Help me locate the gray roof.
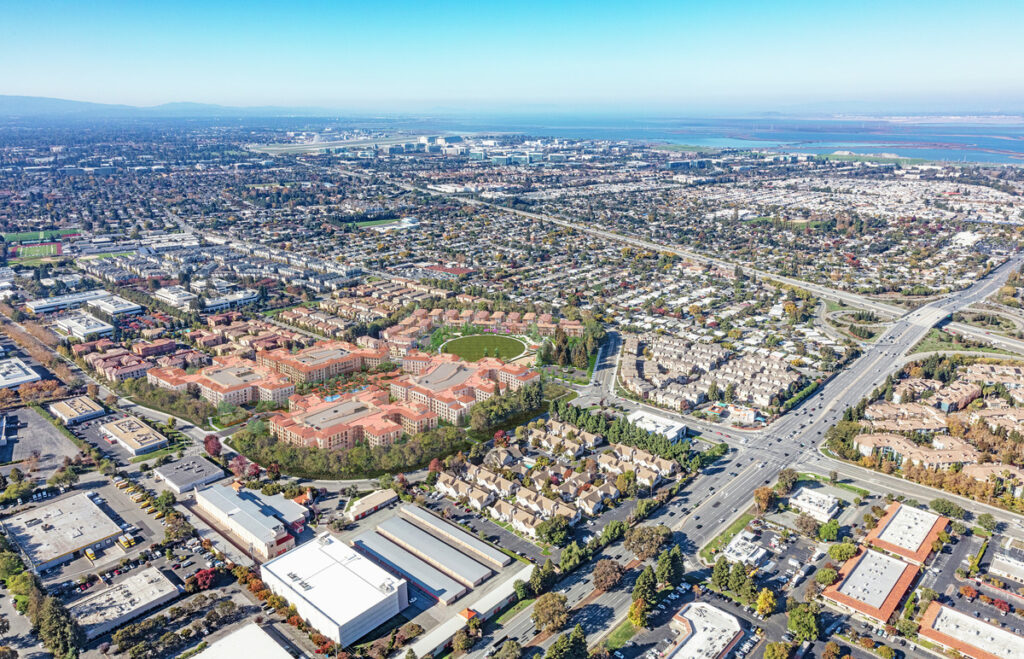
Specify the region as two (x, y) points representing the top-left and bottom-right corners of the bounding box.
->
(154, 457), (224, 491)
(377, 517), (491, 586)
(351, 531), (466, 605)
(399, 505), (511, 569)
(196, 484), (285, 544)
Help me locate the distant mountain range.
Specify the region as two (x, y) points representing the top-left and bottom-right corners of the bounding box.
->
(0, 95), (335, 118)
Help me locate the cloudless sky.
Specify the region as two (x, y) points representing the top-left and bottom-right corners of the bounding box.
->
(2, 0), (1023, 112)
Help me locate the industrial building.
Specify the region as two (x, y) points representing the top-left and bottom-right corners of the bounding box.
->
(823, 548), (918, 623)
(100, 416), (168, 456)
(4, 493), (123, 572)
(0, 356), (41, 389)
(154, 456), (225, 494)
(376, 516), (492, 587)
(918, 600), (1024, 659)
(194, 484), (305, 561)
(70, 567), (179, 639)
(351, 530), (467, 605)
(86, 294), (142, 317)
(346, 488), (398, 521)
(668, 603), (743, 659)
(262, 534), (408, 646)
(52, 312), (114, 341)
(398, 505), (511, 570)
(25, 289), (112, 314)
(865, 502), (949, 564)
(49, 395), (106, 425)
(198, 623), (294, 659)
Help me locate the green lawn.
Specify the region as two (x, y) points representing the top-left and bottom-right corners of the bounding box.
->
(910, 328), (1017, 356)
(496, 598), (534, 625)
(355, 218), (401, 227)
(699, 512), (755, 564)
(2, 229), (76, 242)
(442, 334), (526, 362)
(604, 619), (637, 650)
(796, 473), (869, 498)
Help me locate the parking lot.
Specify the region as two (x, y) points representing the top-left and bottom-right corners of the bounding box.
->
(0, 406), (80, 479)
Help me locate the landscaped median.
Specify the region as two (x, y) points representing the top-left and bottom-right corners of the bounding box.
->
(698, 512), (755, 564)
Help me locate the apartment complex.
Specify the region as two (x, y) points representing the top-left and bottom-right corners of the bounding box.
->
(270, 386), (437, 450)
(389, 353), (539, 424)
(148, 355), (295, 406)
(256, 340), (388, 384)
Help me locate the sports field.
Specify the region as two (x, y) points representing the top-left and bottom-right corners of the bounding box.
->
(14, 243), (59, 258)
(441, 335), (526, 362)
(2, 229), (76, 243)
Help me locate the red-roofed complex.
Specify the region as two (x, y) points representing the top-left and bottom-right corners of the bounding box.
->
(918, 601), (1024, 659)
(269, 386), (437, 450)
(148, 356), (295, 406)
(864, 502), (949, 564)
(256, 341), (388, 384)
(822, 548), (918, 623)
(389, 354), (540, 424)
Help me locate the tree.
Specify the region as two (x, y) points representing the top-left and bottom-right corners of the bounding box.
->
(228, 455), (250, 478)
(787, 604), (819, 643)
(544, 625), (586, 659)
(754, 487), (775, 513)
(0, 647), (17, 659)
(777, 468), (799, 494)
(452, 629), (473, 653)
(654, 550), (679, 587)
(929, 498), (965, 519)
(822, 641), (841, 659)
(755, 588), (777, 617)
(960, 585), (978, 600)
(628, 598), (649, 628)
(530, 559), (556, 596)
(795, 514), (819, 537)
(711, 556), (731, 590)
(203, 434), (222, 458)
(593, 559), (623, 591)
(876, 646), (895, 659)
(495, 640), (522, 659)
(624, 525), (669, 561)
(728, 561), (748, 594)
(764, 642), (792, 659)
(978, 513), (998, 532)
(163, 512), (194, 543)
(633, 566), (656, 604)
(818, 519), (840, 542)
(533, 592), (569, 633)
(36, 596), (84, 658)
(537, 516), (571, 546)
(814, 568), (838, 587)
(0, 616), (8, 638)
(828, 541), (857, 562)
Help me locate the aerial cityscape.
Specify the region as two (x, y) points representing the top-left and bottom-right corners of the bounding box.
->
(1, 2), (1024, 659)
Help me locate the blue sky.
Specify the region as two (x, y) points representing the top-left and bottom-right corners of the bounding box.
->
(2, 0), (1022, 112)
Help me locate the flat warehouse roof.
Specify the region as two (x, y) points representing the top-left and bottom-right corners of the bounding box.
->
(377, 516), (491, 586)
(263, 534), (405, 627)
(876, 505), (941, 551)
(837, 550), (907, 609)
(398, 504), (511, 568)
(352, 531), (467, 605)
(70, 567), (178, 638)
(154, 456), (224, 490)
(5, 493), (122, 566)
(920, 601), (1024, 659)
(198, 623), (294, 659)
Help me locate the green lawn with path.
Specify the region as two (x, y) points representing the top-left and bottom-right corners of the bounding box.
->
(699, 512), (755, 563)
(442, 334), (526, 362)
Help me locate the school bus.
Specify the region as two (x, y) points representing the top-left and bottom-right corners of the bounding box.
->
(85, 548), (96, 561)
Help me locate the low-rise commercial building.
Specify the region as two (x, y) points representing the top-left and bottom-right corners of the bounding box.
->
(100, 417), (168, 456)
(919, 600), (1024, 659)
(4, 493), (123, 572)
(198, 623), (294, 659)
(0, 356), (41, 389)
(346, 489), (398, 521)
(86, 294), (142, 317)
(154, 456), (225, 494)
(70, 567), (179, 639)
(53, 311), (115, 341)
(823, 549), (918, 623)
(154, 285), (198, 309)
(789, 487), (840, 523)
(668, 602), (743, 659)
(626, 410), (687, 442)
(262, 534), (408, 646)
(26, 289), (112, 314)
(989, 535), (1024, 582)
(351, 530), (467, 605)
(865, 502), (949, 564)
(49, 395), (105, 425)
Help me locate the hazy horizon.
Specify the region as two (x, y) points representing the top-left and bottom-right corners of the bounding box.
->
(3, 1), (1023, 114)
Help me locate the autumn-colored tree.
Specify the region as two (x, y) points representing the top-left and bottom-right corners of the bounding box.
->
(754, 487), (775, 513)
